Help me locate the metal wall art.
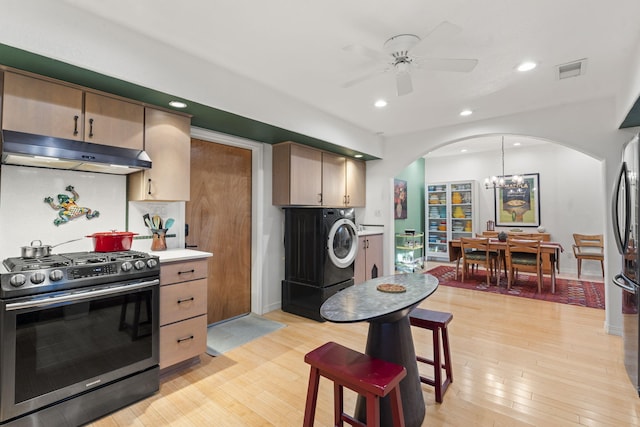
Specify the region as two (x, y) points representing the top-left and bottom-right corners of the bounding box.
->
(44, 185), (100, 226)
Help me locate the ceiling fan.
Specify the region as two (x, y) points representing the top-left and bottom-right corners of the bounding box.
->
(342, 21), (478, 96)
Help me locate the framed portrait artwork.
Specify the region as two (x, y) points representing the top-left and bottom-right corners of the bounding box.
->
(494, 173), (540, 227)
(394, 179), (407, 219)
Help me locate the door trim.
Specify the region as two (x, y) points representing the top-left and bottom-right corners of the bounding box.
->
(190, 126), (264, 315)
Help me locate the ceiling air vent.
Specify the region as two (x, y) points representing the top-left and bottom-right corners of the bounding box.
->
(557, 58), (587, 80)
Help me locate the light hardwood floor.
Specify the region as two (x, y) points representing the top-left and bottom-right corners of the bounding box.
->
(90, 268), (640, 426)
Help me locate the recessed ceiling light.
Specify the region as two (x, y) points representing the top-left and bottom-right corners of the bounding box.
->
(169, 100), (188, 108)
(460, 149), (468, 153)
(459, 109), (473, 116)
(354, 154), (363, 158)
(374, 99), (387, 108)
(517, 61), (537, 72)
(513, 142), (521, 146)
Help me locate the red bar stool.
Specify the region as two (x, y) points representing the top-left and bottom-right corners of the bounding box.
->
(409, 308), (453, 403)
(303, 341), (406, 427)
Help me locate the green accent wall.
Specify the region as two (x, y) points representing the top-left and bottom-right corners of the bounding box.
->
(394, 158), (425, 234)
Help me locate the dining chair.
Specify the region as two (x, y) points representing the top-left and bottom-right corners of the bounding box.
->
(460, 237), (498, 287)
(572, 233), (604, 278)
(505, 238), (543, 292)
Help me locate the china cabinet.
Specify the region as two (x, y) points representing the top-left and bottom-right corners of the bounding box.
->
(426, 180), (477, 260)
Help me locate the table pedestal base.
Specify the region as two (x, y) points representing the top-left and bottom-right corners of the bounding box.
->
(355, 316), (425, 427)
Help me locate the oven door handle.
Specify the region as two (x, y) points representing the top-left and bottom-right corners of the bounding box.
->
(5, 279), (160, 311)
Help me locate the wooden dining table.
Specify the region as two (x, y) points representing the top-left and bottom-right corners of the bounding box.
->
(448, 238), (564, 293)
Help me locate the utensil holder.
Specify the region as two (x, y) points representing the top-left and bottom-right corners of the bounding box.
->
(151, 229), (168, 251)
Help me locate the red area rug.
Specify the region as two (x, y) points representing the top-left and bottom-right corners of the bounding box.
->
(426, 265), (605, 309)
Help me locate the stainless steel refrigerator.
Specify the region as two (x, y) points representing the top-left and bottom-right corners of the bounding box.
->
(612, 133), (640, 395)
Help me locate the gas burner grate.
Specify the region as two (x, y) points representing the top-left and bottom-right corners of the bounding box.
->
(3, 256), (73, 272)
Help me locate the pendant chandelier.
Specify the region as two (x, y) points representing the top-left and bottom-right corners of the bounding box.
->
(484, 136), (526, 190)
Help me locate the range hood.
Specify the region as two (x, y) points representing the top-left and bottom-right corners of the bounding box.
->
(1, 130), (152, 175)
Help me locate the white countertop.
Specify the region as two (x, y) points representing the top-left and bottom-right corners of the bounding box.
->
(149, 249), (213, 263)
(358, 230), (384, 236)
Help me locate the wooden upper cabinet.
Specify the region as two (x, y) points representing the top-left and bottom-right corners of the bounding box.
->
(2, 71), (84, 140)
(322, 152), (347, 207)
(128, 108), (191, 201)
(346, 157), (366, 207)
(2, 71), (144, 150)
(272, 142), (322, 206)
(84, 92), (144, 150)
(272, 141), (366, 207)
(321, 153), (366, 207)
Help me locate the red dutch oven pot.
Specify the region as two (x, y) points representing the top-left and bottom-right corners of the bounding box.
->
(86, 231), (137, 252)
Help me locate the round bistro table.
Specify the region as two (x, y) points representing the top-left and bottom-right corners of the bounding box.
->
(320, 273), (439, 427)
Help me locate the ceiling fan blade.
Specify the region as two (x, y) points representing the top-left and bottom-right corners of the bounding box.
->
(342, 67), (391, 88)
(396, 71), (413, 96)
(417, 58), (478, 72)
(412, 21), (463, 55)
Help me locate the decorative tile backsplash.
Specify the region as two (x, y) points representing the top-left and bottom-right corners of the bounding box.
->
(0, 165), (126, 259)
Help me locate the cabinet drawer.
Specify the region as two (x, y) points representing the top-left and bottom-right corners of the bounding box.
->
(159, 315), (207, 369)
(160, 279), (207, 326)
(160, 259), (208, 285)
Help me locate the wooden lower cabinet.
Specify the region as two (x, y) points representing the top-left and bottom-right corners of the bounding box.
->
(160, 315), (207, 369)
(354, 234), (383, 285)
(159, 259), (208, 369)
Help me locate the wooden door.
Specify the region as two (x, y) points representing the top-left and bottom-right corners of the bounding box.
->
(84, 92), (144, 149)
(354, 236), (367, 284)
(3, 72), (84, 140)
(365, 234), (384, 280)
(289, 144), (322, 205)
(322, 152), (346, 207)
(186, 139), (252, 324)
(346, 158), (366, 207)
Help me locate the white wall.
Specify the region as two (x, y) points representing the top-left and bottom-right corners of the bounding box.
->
(362, 97), (634, 335)
(0, 1), (383, 159)
(0, 165), (126, 259)
(425, 142), (605, 276)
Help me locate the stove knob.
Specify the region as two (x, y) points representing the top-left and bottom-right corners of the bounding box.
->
(121, 261), (133, 272)
(9, 274), (26, 287)
(146, 258), (158, 269)
(134, 260), (146, 270)
(49, 269), (64, 282)
(30, 272), (46, 284)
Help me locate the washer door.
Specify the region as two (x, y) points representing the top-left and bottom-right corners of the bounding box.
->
(327, 218), (358, 268)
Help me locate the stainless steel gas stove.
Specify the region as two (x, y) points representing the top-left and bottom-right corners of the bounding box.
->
(0, 250), (160, 426)
(1, 250), (159, 298)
